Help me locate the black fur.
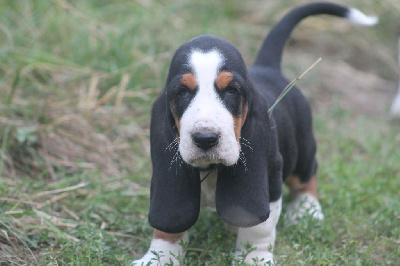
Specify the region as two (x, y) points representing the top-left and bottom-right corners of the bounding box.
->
(148, 2), (352, 233)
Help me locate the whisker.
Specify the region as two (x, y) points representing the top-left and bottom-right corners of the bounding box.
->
(169, 151), (182, 171)
(239, 150), (249, 171)
(240, 142), (253, 151)
(166, 138), (178, 152)
(239, 137), (254, 151)
(239, 137), (251, 145)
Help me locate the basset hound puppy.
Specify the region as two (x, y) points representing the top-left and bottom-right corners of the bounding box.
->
(134, 2), (377, 265)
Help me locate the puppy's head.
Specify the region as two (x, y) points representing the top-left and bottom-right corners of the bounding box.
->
(166, 35), (248, 169)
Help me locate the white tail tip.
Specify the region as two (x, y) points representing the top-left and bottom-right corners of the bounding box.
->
(347, 8), (379, 26)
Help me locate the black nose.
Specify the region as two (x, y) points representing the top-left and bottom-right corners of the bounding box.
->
(192, 132), (219, 150)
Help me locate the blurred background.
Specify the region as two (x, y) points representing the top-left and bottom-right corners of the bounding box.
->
(0, 0), (399, 264)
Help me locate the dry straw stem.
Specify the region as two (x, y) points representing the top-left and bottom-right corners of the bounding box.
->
(1, 182), (89, 212)
(111, 73), (131, 131)
(34, 182), (89, 198)
(268, 57), (323, 117)
(34, 209), (80, 242)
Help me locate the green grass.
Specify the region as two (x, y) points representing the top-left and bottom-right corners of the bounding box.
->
(1, 0), (399, 265)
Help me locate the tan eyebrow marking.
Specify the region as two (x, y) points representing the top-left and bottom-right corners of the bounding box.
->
(181, 72), (197, 90)
(216, 71), (233, 90)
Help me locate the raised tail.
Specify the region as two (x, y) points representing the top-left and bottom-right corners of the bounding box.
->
(253, 2), (378, 70)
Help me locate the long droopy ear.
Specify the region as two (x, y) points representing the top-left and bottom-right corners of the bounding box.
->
(216, 89), (273, 228)
(148, 93), (200, 233)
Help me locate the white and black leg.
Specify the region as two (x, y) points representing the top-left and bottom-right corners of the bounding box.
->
(132, 230), (188, 265)
(234, 198), (282, 265)
(284, 175), (324, 223)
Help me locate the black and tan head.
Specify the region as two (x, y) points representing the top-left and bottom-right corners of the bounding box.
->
(165, 35), (250, 170)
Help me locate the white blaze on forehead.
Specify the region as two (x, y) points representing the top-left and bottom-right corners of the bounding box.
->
(187, 49), (226, 114)
(187, 49), (225, 116)
(189, 50), (224, 87)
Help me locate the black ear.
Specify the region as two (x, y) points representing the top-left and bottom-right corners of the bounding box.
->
(148, 93), (200, 233)
(216, 90), (281, 227)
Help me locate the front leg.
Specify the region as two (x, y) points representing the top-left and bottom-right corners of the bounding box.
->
(133, 230), (188, 265)
(234, 198), (282, 265)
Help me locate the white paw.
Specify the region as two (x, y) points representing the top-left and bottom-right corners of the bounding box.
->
(285, 193), (324, 224)
(132, 235), (187, 266)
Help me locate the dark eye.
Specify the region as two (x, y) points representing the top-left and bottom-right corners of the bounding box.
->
(177, 88), (188, 97)
(225, 85), (238, 95)
(177, 86), (195, 99)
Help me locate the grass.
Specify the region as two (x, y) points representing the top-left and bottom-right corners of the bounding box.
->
(0, 0), (399, 265)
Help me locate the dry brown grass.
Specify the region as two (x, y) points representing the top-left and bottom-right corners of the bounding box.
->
(0, 73), (151, 180)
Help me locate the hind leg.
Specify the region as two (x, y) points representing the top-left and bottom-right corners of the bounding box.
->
(284, 174), (324, 223)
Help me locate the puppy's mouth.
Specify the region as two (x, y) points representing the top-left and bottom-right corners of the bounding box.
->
(194, 163), (219, 171)
(188, 155), (224, 169)
(187, 153), (237, 169)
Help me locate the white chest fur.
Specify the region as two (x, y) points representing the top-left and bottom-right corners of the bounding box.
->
(200, 170), (218, 208)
